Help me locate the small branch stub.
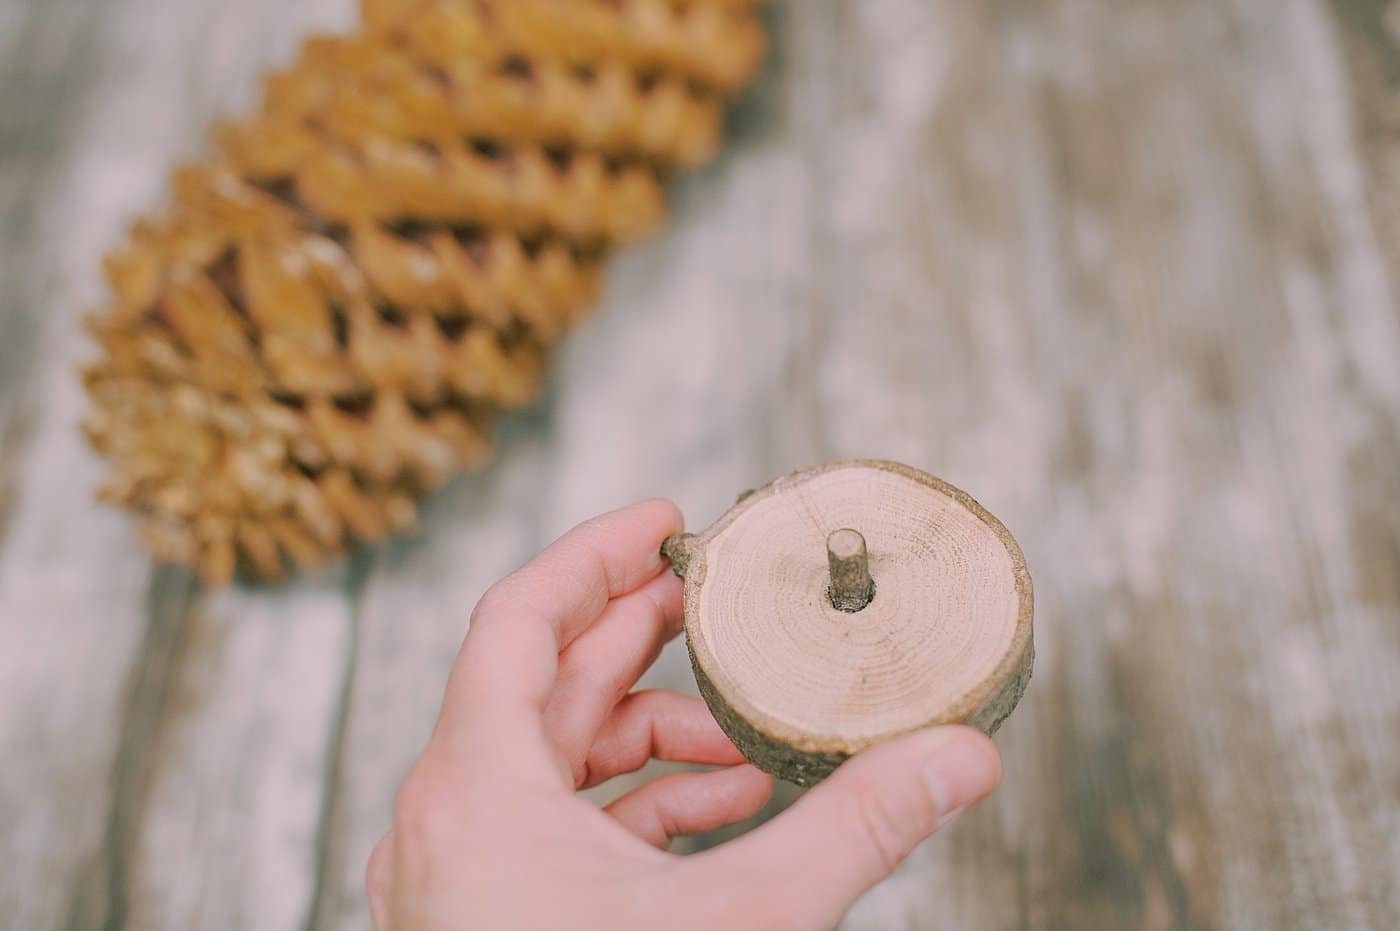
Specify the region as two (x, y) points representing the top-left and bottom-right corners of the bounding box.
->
(661, 533), (698, 578)
(827, 528), (875, 612)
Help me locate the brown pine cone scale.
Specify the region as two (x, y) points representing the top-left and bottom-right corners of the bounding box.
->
(83, 0), (765, 584)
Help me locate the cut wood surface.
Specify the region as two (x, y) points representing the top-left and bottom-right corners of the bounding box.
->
(668, 460), (1033, 785)
(2, 1), (1399, 929)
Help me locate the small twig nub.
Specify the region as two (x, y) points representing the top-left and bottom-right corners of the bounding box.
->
(661, 533), (698, 578)
(827, 528), (875, 612)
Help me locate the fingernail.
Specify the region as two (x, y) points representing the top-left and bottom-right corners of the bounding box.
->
(920, 729), (1001, 824)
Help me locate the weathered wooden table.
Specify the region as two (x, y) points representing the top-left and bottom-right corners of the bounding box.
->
(3, 1), (1398, 928)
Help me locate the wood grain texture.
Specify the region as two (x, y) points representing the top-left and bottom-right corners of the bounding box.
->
(1, 0), (1397, 929)
(670, 460), (1034, 785)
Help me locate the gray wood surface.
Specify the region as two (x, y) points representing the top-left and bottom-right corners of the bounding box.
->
(2, 1), (1398, 929)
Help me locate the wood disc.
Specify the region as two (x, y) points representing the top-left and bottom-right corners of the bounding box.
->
(664, 460), (1033, 785)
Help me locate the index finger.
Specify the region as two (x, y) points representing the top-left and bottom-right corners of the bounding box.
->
(437, 498), (684, 745)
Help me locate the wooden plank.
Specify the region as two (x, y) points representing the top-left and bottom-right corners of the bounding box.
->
(308, 5), (826, 923)
(76, 4), (367, 930)
(0, 0), (104, 560)
(0, 1), (360, 929)
(786, 0), (1399, 928)
(309, 1), (809, 923)
(120, 577), (360, 930)
(0, 2), (177, 927)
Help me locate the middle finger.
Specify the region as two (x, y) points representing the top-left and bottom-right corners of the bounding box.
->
(542, 571), (684, 782)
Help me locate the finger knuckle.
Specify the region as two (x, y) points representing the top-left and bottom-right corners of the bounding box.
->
(618, 688), (663, 714)
(470, 580), (514, 625)
(393, 764), (456, 847)
(849, 781), (915, 877)
(364, 837), (389, 896)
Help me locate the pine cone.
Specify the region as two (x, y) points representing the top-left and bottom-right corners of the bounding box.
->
(83, 0), (766, 584)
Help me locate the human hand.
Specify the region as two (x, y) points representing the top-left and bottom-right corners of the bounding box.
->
(366, 500), (1002, 930)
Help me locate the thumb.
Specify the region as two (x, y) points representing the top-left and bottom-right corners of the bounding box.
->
(699, 726), (1001, 928)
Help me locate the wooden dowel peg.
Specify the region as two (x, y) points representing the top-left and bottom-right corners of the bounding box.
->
(827, 528), (874, 612)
